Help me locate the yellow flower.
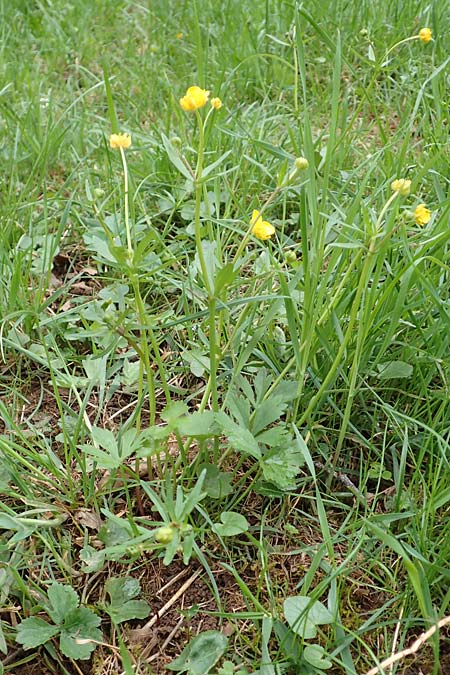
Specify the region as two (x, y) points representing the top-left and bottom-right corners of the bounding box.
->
(418, 28), (432, 44)
(414, 203), (431, 225)
(179, 86), (210, 112)
(109, 133), (132, 150)
(250, 210), (275, 241)
(211, 97), (222, 110)
(176, 32), (184, 39)
(391, 178), (411, 196)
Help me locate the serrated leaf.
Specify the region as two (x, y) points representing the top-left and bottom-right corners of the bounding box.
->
(215, 412), (261, 458)
(60, 607), (102, 660)
(91, 426), (118, 452)
(284, 596), (334, 639)
(260, 445), (304, 489)
(166, 630), (228, 674)
(46, 582), (79, 625)
(212, 512), (249, 537)
(161, 401), (189, 424)
(15, 617), (59, 649)
(252, 396), (287, 435)
(104, 577), (151, 623)
(176, 410), (218, 438)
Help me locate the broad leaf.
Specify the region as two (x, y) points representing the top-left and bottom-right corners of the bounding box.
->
(60, 607), (102, 660)
(46, 582), (79, 625)
(212, 512), (249, 537)
(167, 630), (228, 674)
(284, 596), (333, 639)
(303, 644), (332, 669)
(376, 360), (413, 380)
(104, 577), (151, 624)
(15, 617), (59, 649)
(176, 410), (218, 438)
(202, 464), (233, 499)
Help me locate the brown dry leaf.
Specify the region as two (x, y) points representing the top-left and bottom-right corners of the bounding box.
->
(73, 508), (103, 531)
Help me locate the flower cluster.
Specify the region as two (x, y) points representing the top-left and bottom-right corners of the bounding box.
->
(179, 86), (210, 112)
(392, 177), (432, 226)
(179, 85), (222, 112)
(391, 178), (411, 196)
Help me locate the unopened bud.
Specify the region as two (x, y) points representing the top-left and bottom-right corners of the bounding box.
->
(294, 157), (309, 171)
(155, 526), (175, 544)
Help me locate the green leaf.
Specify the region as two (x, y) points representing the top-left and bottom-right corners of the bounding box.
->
(182, 348), (210, 377)
(212, 512), (249, 537)
(0, 620), (7, 654)
(376, 360), (413, 380)
(214, 263), (238, 296)
(161, 133), (193, 181)
(215, 412), (261, 459)
(60, 607), (102, 660)
(303, 644), (332, 669)
(46, 582), (79, 625)
(284, 596), (333, 639)
(260, 445), (304, 489)
(104, 577), (151, 624)
(176, 410), (218, 438)
(166, 630), (228, 674)
(161, 401), (189, 424)
(252, 397), (288, 435)
(202, 149), (232, 179)
(15, 618), (59, 649)
(202, 464), (233, 499)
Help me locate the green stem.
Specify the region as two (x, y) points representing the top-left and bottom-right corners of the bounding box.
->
(119, 147), (133, 257)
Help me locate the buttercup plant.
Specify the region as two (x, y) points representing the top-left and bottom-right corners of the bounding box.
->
(107, 128), (170, 426)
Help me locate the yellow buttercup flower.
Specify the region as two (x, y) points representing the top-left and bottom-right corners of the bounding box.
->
(418, 28), (432, 44)
(250, 210), (275, 241)
(179, 86), (210, 112)
(414, 203), (431, 225)
(109, 133), (132, 150)
(211, 97), (222, 110)
(391, 178), (411, 196)
(176, 32), (184, 39)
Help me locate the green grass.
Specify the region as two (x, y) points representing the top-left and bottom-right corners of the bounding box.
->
(1, 0), (449, 674)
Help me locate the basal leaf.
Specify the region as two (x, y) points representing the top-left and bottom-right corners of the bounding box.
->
(15, 617), (59, 649)
(212, 512), (249, 537)
(46, 582), (79, 625)
(167, 630), (228, 674)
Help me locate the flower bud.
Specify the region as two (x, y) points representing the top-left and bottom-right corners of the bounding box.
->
(294, 156), (309, 171)
(391, 178), (411, 197)
(155, 526), (175, 544)
(285, 250), (297, 264)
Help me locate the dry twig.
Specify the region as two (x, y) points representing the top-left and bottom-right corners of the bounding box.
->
(364, 615), (450, 675)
